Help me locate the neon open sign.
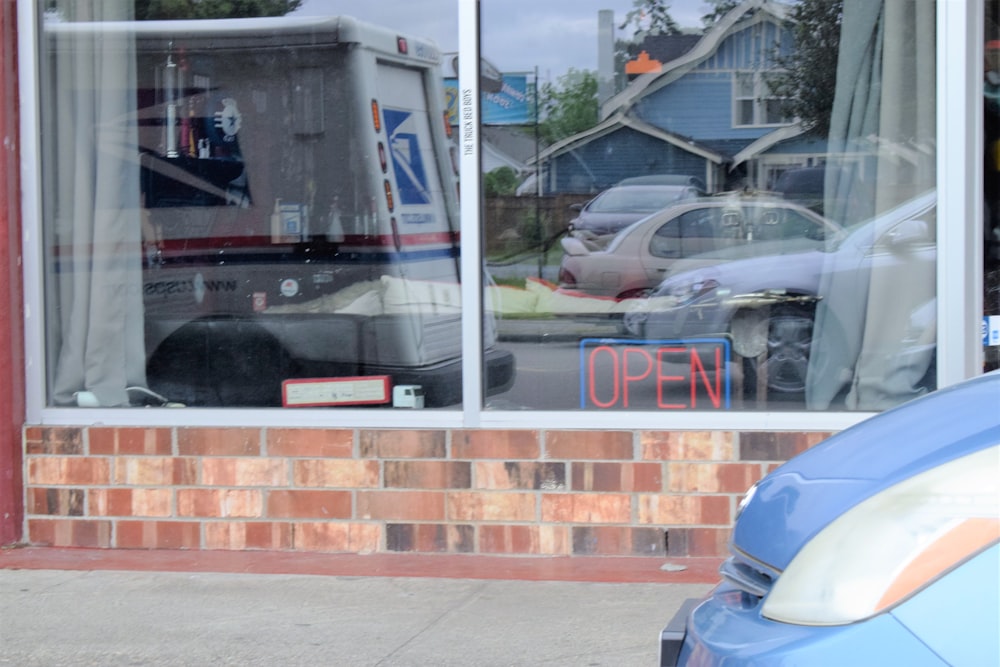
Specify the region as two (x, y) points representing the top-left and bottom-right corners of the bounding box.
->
(579, 338), (732, 410)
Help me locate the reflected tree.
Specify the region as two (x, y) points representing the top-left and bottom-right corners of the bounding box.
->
(134, 0), (302, 19)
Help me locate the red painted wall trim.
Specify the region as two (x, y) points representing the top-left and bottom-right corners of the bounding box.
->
(0, 0), (25, 546)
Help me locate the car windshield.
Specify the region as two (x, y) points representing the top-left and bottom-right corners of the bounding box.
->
(587, 185), (687, 213)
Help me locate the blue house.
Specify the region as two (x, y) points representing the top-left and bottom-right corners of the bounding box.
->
(534, 0), (824, 195)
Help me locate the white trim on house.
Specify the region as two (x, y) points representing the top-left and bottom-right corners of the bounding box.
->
(531, 112), (727, 165)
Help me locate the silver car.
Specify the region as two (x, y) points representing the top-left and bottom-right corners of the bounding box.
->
(559, 196), (840, 301)
(628, 191), (937, 398)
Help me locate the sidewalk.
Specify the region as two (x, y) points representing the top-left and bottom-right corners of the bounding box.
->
(0, 548), (718, 666)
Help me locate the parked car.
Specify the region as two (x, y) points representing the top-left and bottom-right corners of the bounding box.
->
(660, 369), (1000, 667)
(567, 175), (707, 239)
(773, 166), (827, 214)
(558, 196), (841, 302)
(625, 191), (936, 395)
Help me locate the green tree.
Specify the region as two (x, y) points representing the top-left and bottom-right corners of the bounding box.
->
(483, 167), (520, 197)
(135, 0), (302, 19)
(700, 0), (740, 29)
(619, 0), (681, 40)
(538, 69), (599, 144)
(766, 0), (843, 136)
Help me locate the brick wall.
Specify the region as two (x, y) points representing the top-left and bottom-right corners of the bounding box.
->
(21, 426), (831, 557)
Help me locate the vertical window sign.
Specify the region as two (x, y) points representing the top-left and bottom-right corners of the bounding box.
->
(382, 108), (431, 205)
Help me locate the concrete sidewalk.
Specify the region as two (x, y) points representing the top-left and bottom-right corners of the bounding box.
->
(0, 549), (717, 666)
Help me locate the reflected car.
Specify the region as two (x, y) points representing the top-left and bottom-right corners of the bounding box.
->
(660, 369), (1000, 667)
(626, 191), (937, 395)
(567, 175), (707, 239)
(558, 196), (841, 301)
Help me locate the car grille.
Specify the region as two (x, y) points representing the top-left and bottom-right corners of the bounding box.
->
(719, 551), (777, 599)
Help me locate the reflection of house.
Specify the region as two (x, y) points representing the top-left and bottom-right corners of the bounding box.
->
(535, 0), (825, 195)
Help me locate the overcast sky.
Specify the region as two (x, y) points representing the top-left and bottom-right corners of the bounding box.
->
(293, 0), (712, 83)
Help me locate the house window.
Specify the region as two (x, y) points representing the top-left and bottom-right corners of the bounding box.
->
(734, 71), (789, 127)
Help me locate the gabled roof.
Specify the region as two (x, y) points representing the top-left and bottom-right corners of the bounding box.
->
(530, 111), (726, 165)
(730, 122), (807, 169)
(601, 0), (791, 120)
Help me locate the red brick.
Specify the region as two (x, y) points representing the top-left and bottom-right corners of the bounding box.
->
(473, 461), (565, 490)
(116, 520), (201, 549)
(28, 519), (112, 548)
(28, 457), (110, 486)
(26, 488), (84, 516)
(637, 494), (731, 526)
(739, 432), (832, 461)
(387, 523), (474, 553)
(541, 493), (631, 523)
(89, 428), (172, 456)
(571, 462), (662, 492)
(452, 430), (540, 459)
(666, 527), (730, 557)
(177, 428), (261, 456)
(202, 458), (287, 487)
(178, 489), (263, 518)
(360, 430), (445, 458)
(641, 431), (734, 461)
(25, 428), (83, 455)
(91, 488), (172, 517)
(479, 525), (542, 554)
(666, 463), (762, 493)
(357, 491), (445, 521)
(295, 522), (381, 553)
(447, 491), (536, 522)
(268, 490), (351, 519)
(385, 461), (470, 489)
(115, 457), (196, 486)
(89, 488), (134, 516)
(293, 459), (379, 488)
(545, 431), (633, 460)
(205, 522), (294, 550)
(267, 429), (354, 458)
(572, 526), (666, 556)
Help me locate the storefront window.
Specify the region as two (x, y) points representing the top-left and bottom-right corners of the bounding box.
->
(481, 0), (938, 412)
(36, 1), (512, 409)
(986, 0), (1000, 373)
(26, 0), (986, 420)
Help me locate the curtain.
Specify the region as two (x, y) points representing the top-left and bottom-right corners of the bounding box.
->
(46, 1), (148, 406)
(807, 0), (936, 410)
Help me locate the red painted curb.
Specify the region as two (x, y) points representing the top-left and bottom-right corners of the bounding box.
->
(1, 546), (722, 584)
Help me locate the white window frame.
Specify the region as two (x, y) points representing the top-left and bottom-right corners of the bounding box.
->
(732, 70), (790, 128)
(17, 0), (983, 432)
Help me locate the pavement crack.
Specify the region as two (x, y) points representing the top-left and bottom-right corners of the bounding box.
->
(373, 581), (489, 666)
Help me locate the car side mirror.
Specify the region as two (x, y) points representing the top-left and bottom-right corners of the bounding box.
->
(885, 218), (931, 250)
(569, 202), (584, 212)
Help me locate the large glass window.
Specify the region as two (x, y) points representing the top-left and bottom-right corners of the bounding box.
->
(481, 0), (938, 412)
(24, 0), (986, 421)
(36, 0), (513, 410)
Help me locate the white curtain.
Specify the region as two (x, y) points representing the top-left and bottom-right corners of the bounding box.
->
(46, 1), (147, 406)
(807, 0), (937, 410)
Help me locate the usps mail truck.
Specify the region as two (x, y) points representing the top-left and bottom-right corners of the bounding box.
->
(44, 15), (514, 407)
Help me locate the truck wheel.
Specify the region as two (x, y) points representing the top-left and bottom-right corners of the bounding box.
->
(744, 304), (815, 396)
(147, 318), (291, 407)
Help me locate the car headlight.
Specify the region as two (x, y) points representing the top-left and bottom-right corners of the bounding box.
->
(663, 277), (721, 305)
(761, 445), (1000, 626)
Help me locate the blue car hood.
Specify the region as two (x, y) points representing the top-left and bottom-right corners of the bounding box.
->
(733, 372), (1000, 571)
